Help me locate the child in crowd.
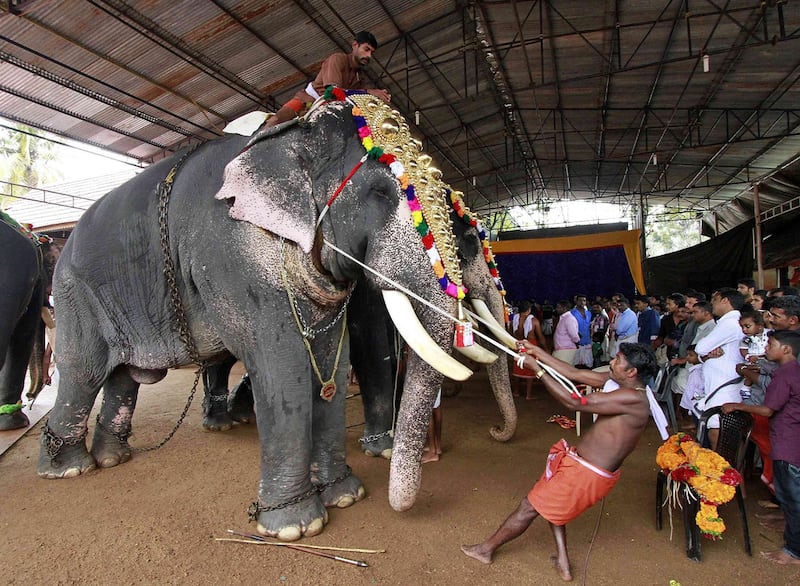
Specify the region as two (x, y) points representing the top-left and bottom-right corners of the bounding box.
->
(679, 345), (704, 427)
(738, 310), (770, 401)
(723, 330), (800, 565)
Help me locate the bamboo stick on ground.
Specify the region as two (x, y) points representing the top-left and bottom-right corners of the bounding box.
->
(218, 530), (386, 553)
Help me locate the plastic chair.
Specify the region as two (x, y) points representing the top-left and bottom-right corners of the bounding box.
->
(651, 363), (679, 433)
(655, 406), (753, 561)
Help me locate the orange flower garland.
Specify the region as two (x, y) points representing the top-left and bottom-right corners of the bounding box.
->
(656, 433), (742, 539)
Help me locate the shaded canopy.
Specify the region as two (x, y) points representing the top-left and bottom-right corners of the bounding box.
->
(1, 1), (799, 235)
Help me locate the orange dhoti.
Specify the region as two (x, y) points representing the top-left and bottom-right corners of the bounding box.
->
(527, 439), (620, 526)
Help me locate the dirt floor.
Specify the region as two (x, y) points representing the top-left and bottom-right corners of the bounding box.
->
(1, 362), (798, 585)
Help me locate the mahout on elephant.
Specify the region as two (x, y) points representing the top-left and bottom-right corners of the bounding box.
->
(38, 92), (486, 540)
(0, 216), (60, 431)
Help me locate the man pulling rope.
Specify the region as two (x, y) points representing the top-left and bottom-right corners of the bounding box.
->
(462, 341), (659, 582)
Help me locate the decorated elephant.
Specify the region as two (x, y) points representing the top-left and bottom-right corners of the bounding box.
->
(352, 202), (519, 461)
(0, 216), (60, 431)
(38, 92), (479, 540)
(199, 201), (518, 460)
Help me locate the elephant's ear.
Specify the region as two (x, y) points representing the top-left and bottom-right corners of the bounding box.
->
(214, 142), (317, 253)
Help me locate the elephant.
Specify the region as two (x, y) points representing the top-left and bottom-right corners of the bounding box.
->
(37, 94), (477, 540)
(0, 218), (60, 431)
(198, 204), (518, 461)
(351, 205), (519, 461)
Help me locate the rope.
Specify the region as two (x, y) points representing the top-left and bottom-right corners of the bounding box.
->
(322, 238), (586, 406)
(316, 155), (368, 229)
(321, 238), (513, 358)
(581, 497), (605, 586)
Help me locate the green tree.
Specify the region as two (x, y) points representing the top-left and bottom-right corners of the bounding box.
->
(1, 123), (62, 208)
(645, 206), (706, 257)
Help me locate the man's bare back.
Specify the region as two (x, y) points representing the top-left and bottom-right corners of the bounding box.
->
(572, 391), (650, 471)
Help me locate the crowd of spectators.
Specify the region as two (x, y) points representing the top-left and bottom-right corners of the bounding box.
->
(507, 279), (800, 566)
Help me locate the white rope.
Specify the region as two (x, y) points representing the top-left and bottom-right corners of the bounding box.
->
(321, 238), (579, 401)
(322, 238), (515, 358)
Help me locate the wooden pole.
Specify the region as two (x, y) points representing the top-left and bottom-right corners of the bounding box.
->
(753, 183), (765, 288)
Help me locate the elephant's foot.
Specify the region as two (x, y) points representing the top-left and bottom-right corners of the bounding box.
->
(360, 430), (393, 460)
(228, 375), (255, 424)
(90, 422), (132, 468)
(253, 493), (329, 542)
(202, 394), (234, 432)
(319, 472), (366, 509)
(0, 409), (29, 431)
(37, 425), (95, 479)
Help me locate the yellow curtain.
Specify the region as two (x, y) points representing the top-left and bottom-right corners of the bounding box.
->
(491, 229), (646, 294)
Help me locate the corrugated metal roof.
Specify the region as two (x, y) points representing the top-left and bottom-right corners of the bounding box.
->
(3, 169), (142, 229)
(1, 0), (799, 236)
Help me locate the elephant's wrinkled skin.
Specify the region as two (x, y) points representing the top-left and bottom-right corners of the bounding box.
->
(0, 222), (59, 430)
(39, 102), (461, 540)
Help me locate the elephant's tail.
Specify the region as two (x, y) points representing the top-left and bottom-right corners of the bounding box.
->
(25, 314), (47, 401)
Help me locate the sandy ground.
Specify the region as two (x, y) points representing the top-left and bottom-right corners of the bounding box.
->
(1, 363), (798, 585)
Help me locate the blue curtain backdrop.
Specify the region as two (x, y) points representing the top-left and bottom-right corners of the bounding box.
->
(495, 246), (636, 304)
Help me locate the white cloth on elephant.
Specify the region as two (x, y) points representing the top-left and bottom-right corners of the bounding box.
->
(223, 111), (269, 135)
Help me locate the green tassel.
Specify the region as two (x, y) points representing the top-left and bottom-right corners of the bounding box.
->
(0, 402), (24, 415)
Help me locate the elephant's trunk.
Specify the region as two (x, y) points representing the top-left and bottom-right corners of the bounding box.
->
(486, 350), (515, 441)
(470, 299), (517, 442)
(388, 351), (442, 511)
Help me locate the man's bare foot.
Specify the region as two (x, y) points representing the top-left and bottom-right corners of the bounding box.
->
(461, 544), (492, 564)
(421, 451), (440, 463)
(761, 550), (800, 565)
(550, 554), (573, 581)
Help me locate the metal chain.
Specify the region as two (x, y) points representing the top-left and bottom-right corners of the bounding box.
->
(94, 415), (131, 444)
(40, 421), (87, 458)
(247, 465), (353, 521)
(134, 368), (202, 453)
(129, 145), (205, 453)
(157, 145), (203, 367)
(358, 430), (392, 444)
(290, 287), (352, 339)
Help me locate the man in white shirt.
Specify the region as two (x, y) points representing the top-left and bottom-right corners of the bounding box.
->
(694, 288), (746, 448)
(553, 299), (580, 365)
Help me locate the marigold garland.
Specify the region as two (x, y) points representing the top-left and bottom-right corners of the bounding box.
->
(656, 433), (742, 539)
(323, 86), (467, 300)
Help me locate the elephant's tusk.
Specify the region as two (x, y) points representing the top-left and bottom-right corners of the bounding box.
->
(455, 343), (498, 364)
(381, 291), (472, 381)
(471, 299), (518, 349)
